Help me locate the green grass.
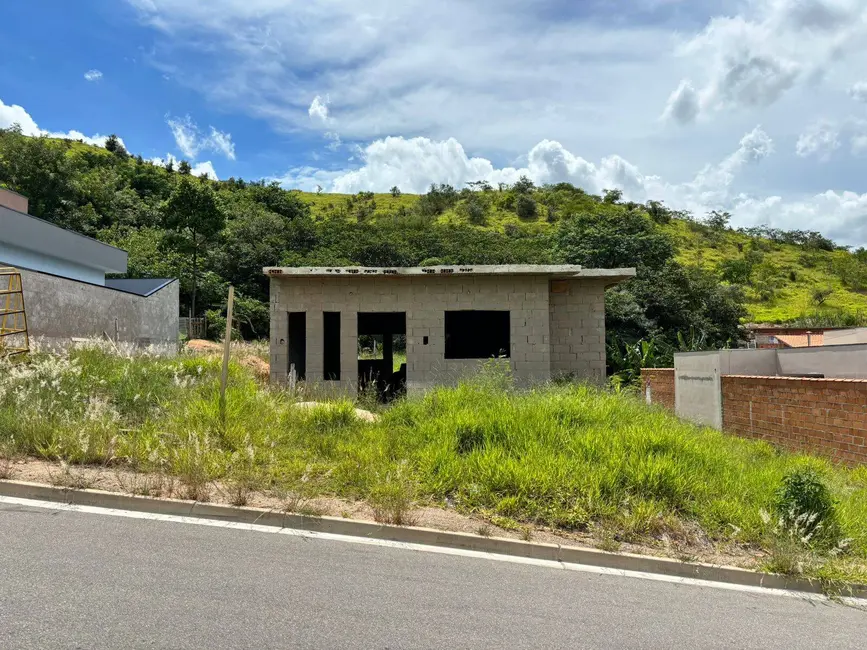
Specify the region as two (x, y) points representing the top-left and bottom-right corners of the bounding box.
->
(1, 344), (866, 583)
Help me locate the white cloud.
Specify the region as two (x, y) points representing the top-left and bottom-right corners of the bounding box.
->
(852, 133), (867, 153)
(207, 127), (236, 160)
(275, 125), (867, 245)
(0, 99), (40, 135)
(165, 114), (236, 160)
(662, 80), (700, 124)
(796, 120), (841, 160)
(151, 153), (219, 179)
(308, 95), (331, 123)
(166, 114), (199, 158)
(278, 127), (773, 213)
(324, 131), (341, 151)
(84, 69), (103, 82)
(0, 98), (122, 148)
(849, 81), (867, 102)
(666, 0), (867, 123)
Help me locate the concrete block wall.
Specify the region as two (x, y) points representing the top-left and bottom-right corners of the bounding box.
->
(548, 279), (607, 382)
(17, 268), (179, 353)
(640, 368), (675, 411)
(269, 274), (611, 393)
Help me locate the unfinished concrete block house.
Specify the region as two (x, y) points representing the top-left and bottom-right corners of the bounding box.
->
(265, 265), (635, 396)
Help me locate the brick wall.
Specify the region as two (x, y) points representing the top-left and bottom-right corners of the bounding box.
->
(640, 368), (675, 411)
(721, 375), (867, 466)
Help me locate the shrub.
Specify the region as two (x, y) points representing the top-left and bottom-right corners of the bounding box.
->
(515, 194), (537, 220)
(774, 467), (839, 547)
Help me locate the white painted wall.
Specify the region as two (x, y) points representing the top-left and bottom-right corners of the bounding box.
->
(0, 241), (105, 285)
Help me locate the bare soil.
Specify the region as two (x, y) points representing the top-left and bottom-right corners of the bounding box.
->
(1, 457), (767, 571)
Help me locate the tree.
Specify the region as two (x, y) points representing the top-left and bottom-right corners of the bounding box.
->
(178, 160), (192, 175)
(512, 175), (535, 194)
(104, 134), (127, 157)
(603, 188), (623, 204)
(555, 208), (745, 357)
(457, 192), (488, 225)
(515, 194), (537, 220)
(390, 186), (402, 198)
(705, 210), (731, 230)
(165, 159), (175, 173)
(162, 177), (225, 317)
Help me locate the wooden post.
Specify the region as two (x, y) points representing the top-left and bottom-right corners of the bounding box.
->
(219, 286), (235, 423)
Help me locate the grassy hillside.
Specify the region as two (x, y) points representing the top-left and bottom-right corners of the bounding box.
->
(2, 128), (866, 337)
(298, 190), (867, 325)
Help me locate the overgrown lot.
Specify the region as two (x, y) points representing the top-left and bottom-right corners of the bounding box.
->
(1, 344), (866, 585)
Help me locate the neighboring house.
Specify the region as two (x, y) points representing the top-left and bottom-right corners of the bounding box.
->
(0, 187), (178, 351)
(264, 264), (635, 395)
(748, 325), (827, 349)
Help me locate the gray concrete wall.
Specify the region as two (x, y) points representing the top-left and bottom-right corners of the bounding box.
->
(548, 279), (607, 382)
(269, 274), (607, 393)
(718, 349), (779, 376)
(776, 344), (867, 379)
(18, 268), (179, 353)
(824, 328), (867, 346)
(674, 352), (722, 428)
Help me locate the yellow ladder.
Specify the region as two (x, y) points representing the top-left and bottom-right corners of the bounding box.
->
(0, 267), (29, 357)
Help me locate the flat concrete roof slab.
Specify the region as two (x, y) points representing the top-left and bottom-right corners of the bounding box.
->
(263, 265), (636, 283)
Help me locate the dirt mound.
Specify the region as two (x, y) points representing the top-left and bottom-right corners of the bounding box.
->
(185, 339), (270, 381)
(186, 339), (222, 353)
(239, 356), (270, 382)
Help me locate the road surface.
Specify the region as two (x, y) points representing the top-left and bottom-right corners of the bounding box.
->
(0, 499), (863, 649)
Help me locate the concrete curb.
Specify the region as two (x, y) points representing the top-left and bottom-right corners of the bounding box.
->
(2, 479), (865, 599)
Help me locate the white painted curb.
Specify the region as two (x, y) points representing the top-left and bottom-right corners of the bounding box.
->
(2, 479), (864, 598)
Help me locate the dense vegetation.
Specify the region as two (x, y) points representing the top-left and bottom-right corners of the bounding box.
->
(3, 126), (867, 372)
(1, 345), (865, 583)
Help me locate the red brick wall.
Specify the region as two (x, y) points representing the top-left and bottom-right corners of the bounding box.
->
(641, 368), (675, 412)
(721, 375), (867, 466)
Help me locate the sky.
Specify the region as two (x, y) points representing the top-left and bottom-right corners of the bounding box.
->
(3, 1), (867, 244)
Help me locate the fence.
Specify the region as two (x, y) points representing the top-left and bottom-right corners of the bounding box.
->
(179, 317), (207, 339)
(640, 368), (867, 465)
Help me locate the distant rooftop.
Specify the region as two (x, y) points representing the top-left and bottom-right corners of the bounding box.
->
(264, 265), (636, 283)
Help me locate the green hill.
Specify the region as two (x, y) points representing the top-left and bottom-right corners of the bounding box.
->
(299, 190), (867, 325)
(2, 128), (866, 365)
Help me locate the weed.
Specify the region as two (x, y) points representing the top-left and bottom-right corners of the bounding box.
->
(490, 515), (521, 532)
(476, 524), (493, 537)
(774, 467), (840, 547)
(48, 462), (94, 490)
(597, 530), (621, 553)
(369, 464), (418, 526)
(0, 437), (17, 479)
(520, 526), (533, 542)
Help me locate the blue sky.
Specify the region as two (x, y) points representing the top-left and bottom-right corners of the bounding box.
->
(3, 1), (867, 244)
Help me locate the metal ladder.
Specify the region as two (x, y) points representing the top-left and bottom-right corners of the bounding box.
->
(0, 267), (30, 357)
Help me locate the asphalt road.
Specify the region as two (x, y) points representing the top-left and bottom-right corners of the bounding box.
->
(0, 501), (863, 649)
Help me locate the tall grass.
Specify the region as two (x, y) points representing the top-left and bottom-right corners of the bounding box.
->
(1, 343), (866, 578)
